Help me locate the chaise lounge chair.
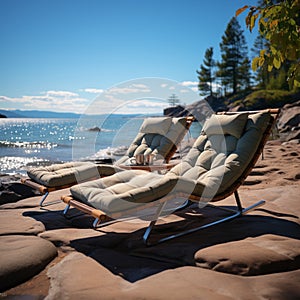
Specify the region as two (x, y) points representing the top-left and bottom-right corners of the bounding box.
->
(22, 116), (194, 206)
(61, 109), (280, 245)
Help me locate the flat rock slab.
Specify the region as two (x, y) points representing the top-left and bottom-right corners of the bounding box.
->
(0, 235), (57, 292)
(0, 189), (68, 210)
(195, 234), (300, 275)
(45, 252), (300, 300)
(0, 210), (45, 236)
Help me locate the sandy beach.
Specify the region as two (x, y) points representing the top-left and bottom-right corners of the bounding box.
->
(0, 139), (299, 299)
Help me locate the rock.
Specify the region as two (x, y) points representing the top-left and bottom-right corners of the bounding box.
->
(163, 96), (224, 121)
(0, 210), (45, 235)
(0, 174), (38, 205)
(45, 252), (300, 300)
(194, 235), (300, 275)
(88, 126), (101, 132)
(278, 100), (300, 141)
(164, 105), (185, 117)
(0, 235), (57, 292)
(46, 252), (126, 300)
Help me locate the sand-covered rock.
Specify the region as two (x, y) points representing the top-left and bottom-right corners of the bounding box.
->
(277, 100), (300, 142)
(278, 100), (300, 130)
(195, 235), (300, 275)
(244, 140), (300, 188)
(0, 174), (38, 205)
(0, 209), (45, 235)
(45, 252), (300, 300)
(0, 235), (57, 292)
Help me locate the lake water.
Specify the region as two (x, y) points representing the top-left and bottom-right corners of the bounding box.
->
(0, 115), (201, 174)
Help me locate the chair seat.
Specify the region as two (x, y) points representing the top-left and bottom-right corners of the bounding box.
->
(27, 162), (99, 187)
(70, 170), (179, 214)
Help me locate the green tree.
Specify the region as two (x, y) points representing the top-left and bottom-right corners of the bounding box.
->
(168, 94), (180, 107)
(251, 32), (291, 90)
(197, 47), (215, 96)
(251, 34), (270, 88)
(217, 17), (250, 95)
(236, 0), (300, 88)
(238, 57), (252, 91)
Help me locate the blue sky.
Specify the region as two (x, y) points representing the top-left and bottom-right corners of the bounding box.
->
(0, 0), (258, 114)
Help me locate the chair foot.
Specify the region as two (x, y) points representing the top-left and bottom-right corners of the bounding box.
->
(39, 192), (61, 207)
(242, 200), (265, 214)
(63, 204), (70, 216)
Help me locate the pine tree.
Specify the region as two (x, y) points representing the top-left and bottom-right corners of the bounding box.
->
(197, 47), (215, 96)
(168, 94), (180, 107)
(238, 57), (252, 91)
(217, 17), (250, 95)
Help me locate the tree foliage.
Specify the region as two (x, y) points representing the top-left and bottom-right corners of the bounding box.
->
(197, 47), (215, 96)
(236, 0), (300, 88)
(217, 17), (250, 95)
(251, 34), (270, 88)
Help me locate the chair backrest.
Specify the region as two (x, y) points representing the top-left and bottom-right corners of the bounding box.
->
(116, 116), (194, 165)
(169, 109), (279, 201)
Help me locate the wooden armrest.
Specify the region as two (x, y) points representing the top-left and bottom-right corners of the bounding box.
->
(21, 178), (49, 194)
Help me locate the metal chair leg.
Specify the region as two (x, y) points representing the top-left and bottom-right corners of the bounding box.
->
(143, 193), (266, 246)
(39, 192), (61, 207)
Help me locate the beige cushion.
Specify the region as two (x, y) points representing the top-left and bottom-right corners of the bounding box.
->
(27, 162), (100, 187)
(27, 162), (124, 187)
(70, 170), (178, 214)
(170, 112), (271, 198)
(202, 113), (248, 139)
(139, 117), (172, 135)
(118, 117), (188, 164)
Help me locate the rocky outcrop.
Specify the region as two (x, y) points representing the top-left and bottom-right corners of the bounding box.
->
(277, 100), (300, 142)
(0, 235), (57, 292)
(165, 96), (300, 142)
(164, 96), (228, 121)
(88, 126), (101, 132)
(0, 174), (38, 205)
(163, 105), (185, 117)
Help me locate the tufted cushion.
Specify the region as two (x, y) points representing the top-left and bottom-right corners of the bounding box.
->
(170, 112), (271, 198)
(202, 113), (248, 139)
(70, 170), (178, 214)
(27, 162), (125, 187)
(118, 117), (188, 164)
(139, 117), (172, 135)
(27, 162), (100, 187)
